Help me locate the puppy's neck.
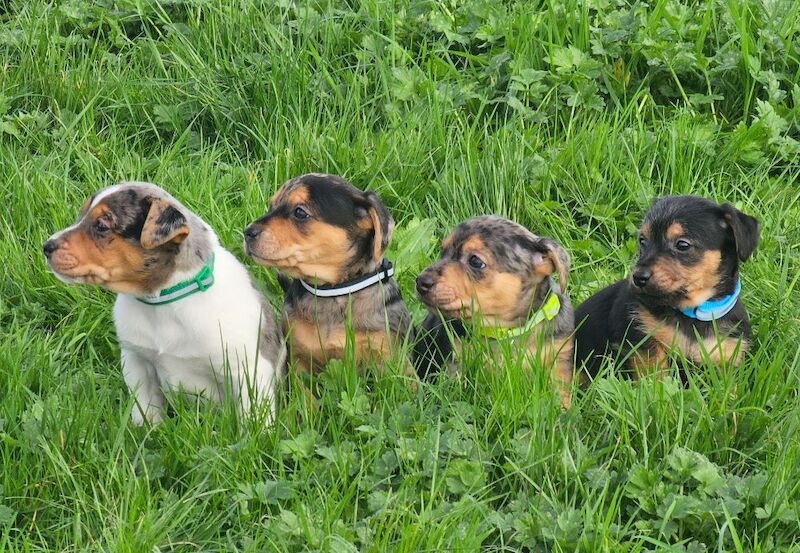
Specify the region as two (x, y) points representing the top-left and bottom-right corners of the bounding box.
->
(335, 257), (383, 285)
(712, 260), (740, 301)
(141, 225), (217, 295)
(508, 277), (556, 327)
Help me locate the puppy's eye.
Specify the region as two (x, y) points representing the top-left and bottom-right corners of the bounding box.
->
(93, 219), (110, 234)
(638, 235), (647, 246)
(468, 255), (486, 269)
(675, 239), (691, 251)
(292, 206), (309, 220)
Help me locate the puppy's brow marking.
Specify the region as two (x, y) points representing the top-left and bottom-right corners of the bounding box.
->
(666, 222), (684, 240)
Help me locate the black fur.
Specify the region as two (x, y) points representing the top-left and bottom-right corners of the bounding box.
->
(574, 195), (759, 378)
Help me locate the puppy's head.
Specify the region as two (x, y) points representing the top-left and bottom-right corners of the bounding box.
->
(244, 173), (393, 283)
(631, 195), (759, 308)
(415, 216), (569, 327)
(43, 183), (193, 295)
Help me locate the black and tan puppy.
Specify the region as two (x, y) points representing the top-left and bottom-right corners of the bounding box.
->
(414, 216), (575, 408)
(244, 173), (413, 379)
(575, 195), (760, 379)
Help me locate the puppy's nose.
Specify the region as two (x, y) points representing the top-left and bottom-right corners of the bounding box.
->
(416, 274), (435, 295)
(43, 239), (58, 258)
(243, 226), (262, 242)
(632, 269), (652, 288)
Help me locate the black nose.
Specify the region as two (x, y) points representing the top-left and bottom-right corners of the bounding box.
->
(43, 240), (58, 258)
(416, 273), (435, 295)
(243, 226), (261, 242)
(632, 269), (652, 288)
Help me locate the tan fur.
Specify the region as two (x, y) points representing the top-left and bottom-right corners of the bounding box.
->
(666, 222), (685, 241)
(250, 217), (353, 283)
(287, 319), (411, 378)
(536, 336), (574, 409)
(428, 235), (528, 325)
(636, 308), (746, 370)
(140, 198), (190, 249)
(47, 204), (154, 294)
(679, 251), (722, 308)
(368, 207), (384, 261)
(640, 223), (651, 240)
(535, 249), (568, 292)
(649, 250), (721, 308)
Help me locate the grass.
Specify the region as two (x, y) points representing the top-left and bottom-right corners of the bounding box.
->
(1, 0), (799, 551)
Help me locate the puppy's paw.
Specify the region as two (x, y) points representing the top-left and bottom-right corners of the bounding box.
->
(131, 405), (164, 426)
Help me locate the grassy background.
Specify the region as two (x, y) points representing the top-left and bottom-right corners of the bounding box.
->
(2, 0), (799, 550)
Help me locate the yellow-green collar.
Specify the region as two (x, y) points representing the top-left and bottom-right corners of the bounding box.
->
(473, 293), (561, 341)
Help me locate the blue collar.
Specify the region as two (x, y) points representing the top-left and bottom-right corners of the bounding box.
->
(676, 279), (740, 321)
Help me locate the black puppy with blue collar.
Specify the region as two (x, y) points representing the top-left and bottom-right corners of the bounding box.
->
(575, 195), (760, 380)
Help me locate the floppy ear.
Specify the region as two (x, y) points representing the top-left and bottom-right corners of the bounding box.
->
(720, 203), (760, 261)
(531, 238), (571, 292)
(140, 198), (189, 249)
(363, 191), (394, 261)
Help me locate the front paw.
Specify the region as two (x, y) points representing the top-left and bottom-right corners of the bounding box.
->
(131, 405), (164, 426)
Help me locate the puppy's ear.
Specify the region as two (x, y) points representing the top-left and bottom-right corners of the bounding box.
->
(363, 191), (394, 261)
(141, 198), (189, 249)
(720, 203), (760, 261)
(531, 238), (570, 292)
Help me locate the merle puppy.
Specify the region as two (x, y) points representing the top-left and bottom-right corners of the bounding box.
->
(413, 215), (574, 408)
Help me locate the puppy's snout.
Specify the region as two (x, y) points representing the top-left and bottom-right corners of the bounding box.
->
(243, 225), (262, 243)
(43, 239), (59, 258)
(416, 273), (435, 295)
(632, 268), (652, 288)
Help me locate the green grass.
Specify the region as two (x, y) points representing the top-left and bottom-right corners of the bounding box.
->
(2, 0), (800, 550)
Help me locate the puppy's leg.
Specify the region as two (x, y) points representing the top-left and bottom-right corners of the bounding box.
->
(121, 348), (164, 426)
(628, 343), (668, 381)
(237, 356), (279, 423)
(553, 340), (574, 410)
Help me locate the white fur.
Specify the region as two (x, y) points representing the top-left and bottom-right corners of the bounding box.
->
(114, 244), (285, 426)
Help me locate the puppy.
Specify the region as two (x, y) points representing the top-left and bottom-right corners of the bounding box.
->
(574, 195), (760, 379)
(243, 173), (413, 377)
(413, 216), (575, 408)
(44, 182), (285, 425)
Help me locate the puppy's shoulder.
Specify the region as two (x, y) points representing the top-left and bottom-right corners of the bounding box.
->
(413, 314), (465, 379)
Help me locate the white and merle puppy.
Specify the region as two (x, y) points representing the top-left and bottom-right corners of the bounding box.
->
(413, 216), (575, 408)
(43, 182), (285, 425)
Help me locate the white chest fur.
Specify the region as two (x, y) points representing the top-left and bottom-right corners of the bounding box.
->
(112, 247), (280, 425)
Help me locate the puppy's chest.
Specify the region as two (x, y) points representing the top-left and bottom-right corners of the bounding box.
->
(283, 295), (400, 368)
(114, 297), (260, 360)
(634, 307), (747, 364)
(454, 331), (552, 367)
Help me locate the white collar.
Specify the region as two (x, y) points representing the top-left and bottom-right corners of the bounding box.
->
(299, 259), (394, 298)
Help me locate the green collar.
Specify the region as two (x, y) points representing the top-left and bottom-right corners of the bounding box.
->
(137, 253), (215, 306)
(473, 292), (561, 341)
